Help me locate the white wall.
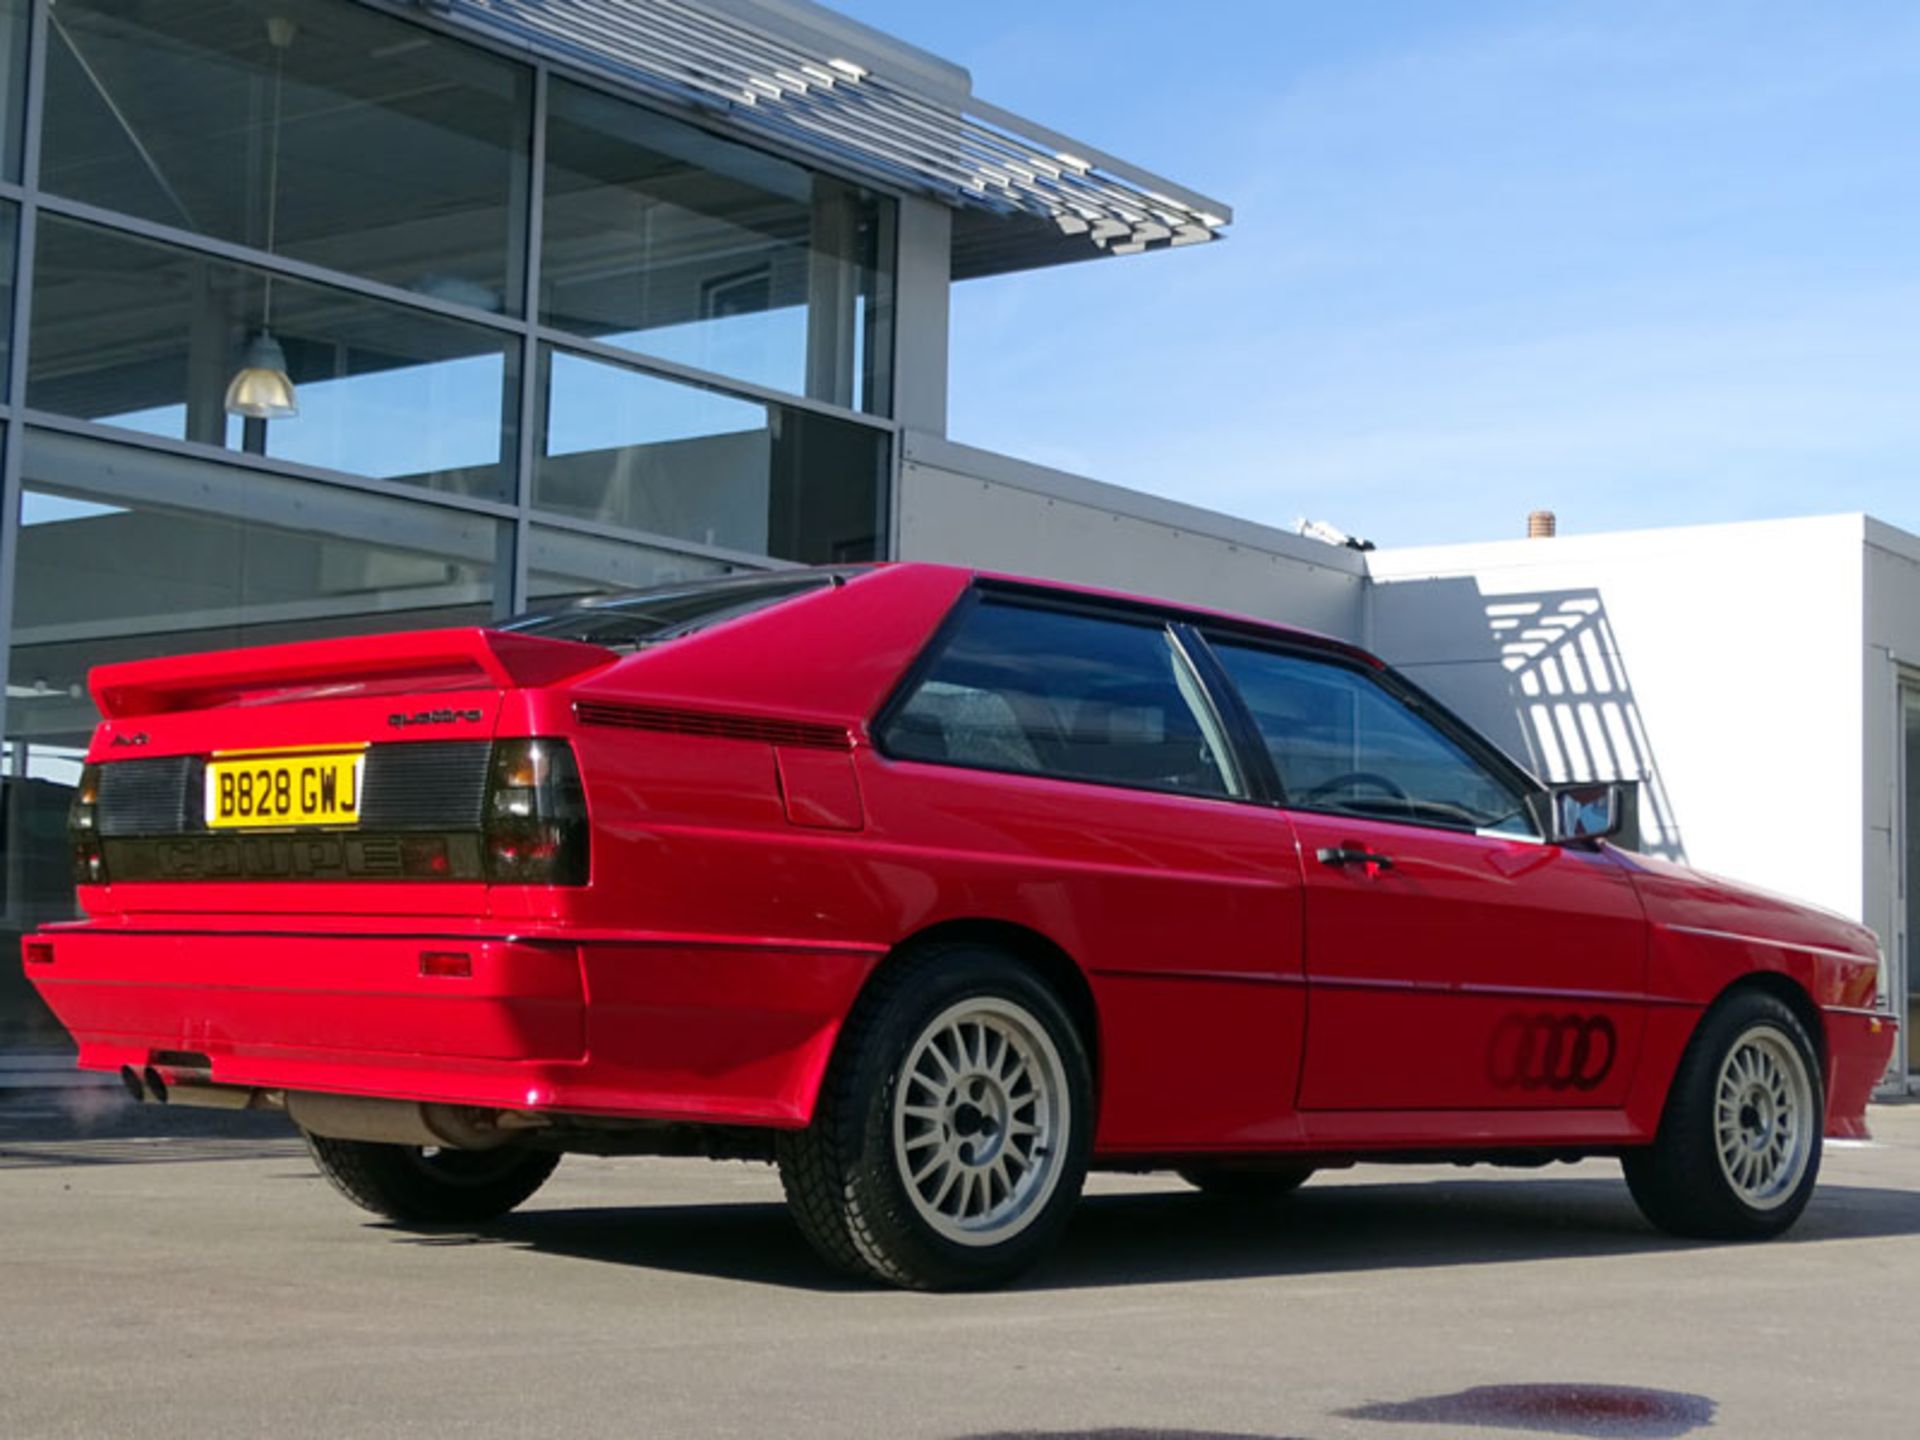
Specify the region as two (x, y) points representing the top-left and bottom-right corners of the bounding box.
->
(897, 433), (1369, 638)
(1864, 520), (1920, 1076)
(1366, 515), (1869, 923)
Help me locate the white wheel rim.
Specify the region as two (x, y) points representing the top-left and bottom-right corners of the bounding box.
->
(1713, 1024), (1815, 1210)
(891, 997), (1070, 1248)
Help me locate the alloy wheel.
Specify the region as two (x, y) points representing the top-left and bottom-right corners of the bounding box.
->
(1712, 1024), (1815, 1210)
(890, 996), (1071, 1247)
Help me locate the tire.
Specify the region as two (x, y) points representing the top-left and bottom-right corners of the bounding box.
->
(1179, 1163), (1315, 1201)
(1623, 989), (1823, 1240)
(778, 943), (1094, 1290)
(303, 1133), (560, 1225)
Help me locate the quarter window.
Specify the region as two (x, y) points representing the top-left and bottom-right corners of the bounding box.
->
(884, 601), (1244, 799)
(1212, 642), (1536, 835)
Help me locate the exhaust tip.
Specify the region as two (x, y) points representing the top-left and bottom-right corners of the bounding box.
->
(142, 1066), (170, 1105)
(119, 1066), (147, 1103)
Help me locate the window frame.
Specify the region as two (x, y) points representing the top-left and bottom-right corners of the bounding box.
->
(39, 0), (539, 316)
(870, 583), (1257, 807)
(1192, 628), (1549, 838)
(25, 211), (527, 501)
(6, 1), (907, 632)
(537, 74), (898, 417)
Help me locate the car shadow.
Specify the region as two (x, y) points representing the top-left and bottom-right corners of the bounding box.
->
(391, 1193), (861, 1290)
(396, 1173), (1920, 1293)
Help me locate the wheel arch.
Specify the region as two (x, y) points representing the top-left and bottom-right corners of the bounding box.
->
(1626, 968), (1829, 1141)
(1639, 970), (1830, 1135)
(839, 917), (1101, 1091)
(1711, 971), (1827, 1068)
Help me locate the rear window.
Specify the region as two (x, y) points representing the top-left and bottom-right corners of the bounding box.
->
(496, 572), (842, 649)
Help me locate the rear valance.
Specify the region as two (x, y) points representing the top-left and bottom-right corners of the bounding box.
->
(91, 629), (617, 719)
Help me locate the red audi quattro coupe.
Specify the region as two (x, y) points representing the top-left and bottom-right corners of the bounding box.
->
(25, 563), (1895, 1288)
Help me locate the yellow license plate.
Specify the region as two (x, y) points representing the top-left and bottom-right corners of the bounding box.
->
(205, 749), (367, 829)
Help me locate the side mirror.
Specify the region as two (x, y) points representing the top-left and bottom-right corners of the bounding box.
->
(1547, 781), (1628, 844)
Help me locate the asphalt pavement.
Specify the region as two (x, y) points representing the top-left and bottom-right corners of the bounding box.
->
(1, 1089), (1915, 1440)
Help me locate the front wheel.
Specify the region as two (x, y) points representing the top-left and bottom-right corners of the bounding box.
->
(1623, 990), (1823, 1240)
(304, 1133), (560, 1225)
(779, 945), (1094, 1289)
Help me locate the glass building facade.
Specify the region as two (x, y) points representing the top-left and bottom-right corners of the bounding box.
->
(0, 0), (897, 1045)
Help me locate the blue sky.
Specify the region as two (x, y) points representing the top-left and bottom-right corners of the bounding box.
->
(832, 1), (1920, 547)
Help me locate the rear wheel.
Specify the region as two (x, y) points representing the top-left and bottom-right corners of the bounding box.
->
(1623, 990), (1822, 1239)
(303, 1133), (560, 1225)
(778, 944), (1093, 1289)
(1179, 1163), (1315, 1201)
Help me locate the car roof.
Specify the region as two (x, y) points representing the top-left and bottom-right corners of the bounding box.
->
(874, 562), (1385, 670)
(506, 562), (1385, 672)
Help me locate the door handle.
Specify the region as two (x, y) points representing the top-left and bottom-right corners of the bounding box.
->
(1316, 846), (1395, 870)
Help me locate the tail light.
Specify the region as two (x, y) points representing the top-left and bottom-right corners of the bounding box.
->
(68, 764), (107, 884)
(484, 739), (589, 885)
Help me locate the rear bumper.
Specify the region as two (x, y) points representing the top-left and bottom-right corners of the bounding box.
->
(24, 924), (881, 1128)
(1824, 1007), (1899, 1140)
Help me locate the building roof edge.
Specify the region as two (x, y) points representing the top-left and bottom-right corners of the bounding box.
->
(407, 0), (1232, 269)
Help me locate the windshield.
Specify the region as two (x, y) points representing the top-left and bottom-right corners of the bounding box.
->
(496, 571), (849, 649)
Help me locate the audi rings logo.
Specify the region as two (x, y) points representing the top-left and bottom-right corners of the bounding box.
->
(1486, 1013), (1617, 1092)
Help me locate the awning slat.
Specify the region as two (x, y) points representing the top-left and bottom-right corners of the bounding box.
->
(430, 0), (1230, 269)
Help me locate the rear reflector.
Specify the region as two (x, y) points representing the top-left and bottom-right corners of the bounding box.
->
(22, 940), (53, 966)
(420, 950), (473, 978)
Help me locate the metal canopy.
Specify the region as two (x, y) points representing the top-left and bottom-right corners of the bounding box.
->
(419, 0), (1232, 275)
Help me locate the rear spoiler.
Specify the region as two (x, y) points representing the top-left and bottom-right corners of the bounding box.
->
(91, 628), (617, 719)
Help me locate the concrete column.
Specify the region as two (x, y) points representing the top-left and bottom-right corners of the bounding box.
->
(890, 194), (950, 437)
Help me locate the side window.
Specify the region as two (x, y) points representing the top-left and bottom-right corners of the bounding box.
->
(883, 600), (1245, 799)
(1212, 642), (1536, 835)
